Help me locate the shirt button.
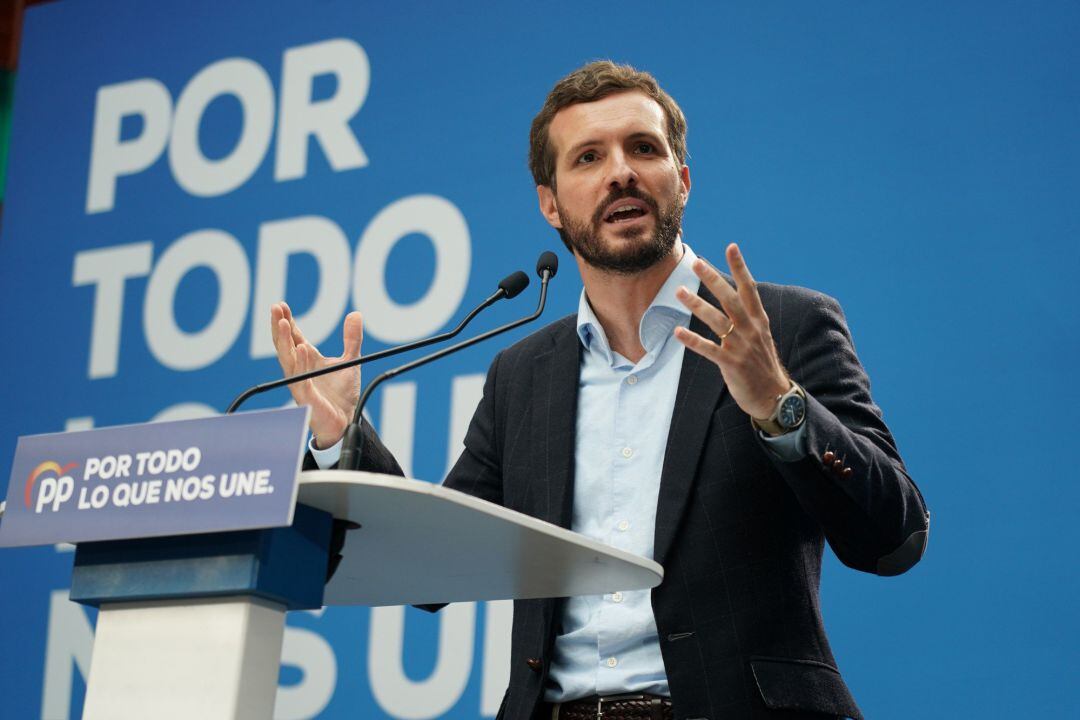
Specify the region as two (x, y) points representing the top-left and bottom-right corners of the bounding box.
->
(617, 520), (630, 532)
(626, 375), (638, 385)
(606, 657), (618, 668)
(621, 447), (633, 458)
(612, 591), (624, 603)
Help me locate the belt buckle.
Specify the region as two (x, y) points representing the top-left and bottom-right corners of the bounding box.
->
(595, 693), (646, 719)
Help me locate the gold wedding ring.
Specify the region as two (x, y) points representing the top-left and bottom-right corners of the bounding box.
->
(719, 322), (735, 340)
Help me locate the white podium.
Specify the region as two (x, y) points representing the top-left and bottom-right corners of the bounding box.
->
(301, 470), (663, 606)
(65, 470), (663, 719)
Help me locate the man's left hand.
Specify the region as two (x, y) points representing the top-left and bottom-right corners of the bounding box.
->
(674, 243), (791, 420)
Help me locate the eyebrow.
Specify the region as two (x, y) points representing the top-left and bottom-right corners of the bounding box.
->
(564, 138), (602, 159)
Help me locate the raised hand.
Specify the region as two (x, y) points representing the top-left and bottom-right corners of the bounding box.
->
(270, 302), (363, 449)
(674, 243), (791, 421)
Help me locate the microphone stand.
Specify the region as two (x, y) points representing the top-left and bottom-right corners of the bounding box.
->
(338, 267), (553, 471)
(225, 272), (529, 414)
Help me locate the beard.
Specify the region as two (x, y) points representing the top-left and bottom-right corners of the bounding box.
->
(556, 185), (684, 275)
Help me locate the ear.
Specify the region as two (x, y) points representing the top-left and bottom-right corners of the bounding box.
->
(536, 184), (563, 229)
(679, 164), (691, 207)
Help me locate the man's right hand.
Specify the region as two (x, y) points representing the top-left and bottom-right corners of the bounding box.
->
(270, 302), (363, 449)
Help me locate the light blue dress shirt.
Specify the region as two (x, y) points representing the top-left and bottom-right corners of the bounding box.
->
(544, 245), (700, 701)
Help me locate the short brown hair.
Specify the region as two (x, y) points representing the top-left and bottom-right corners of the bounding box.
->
(528, 61), (688, 189)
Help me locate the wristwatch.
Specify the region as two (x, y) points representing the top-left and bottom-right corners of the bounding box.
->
(752, 382), (807, 436)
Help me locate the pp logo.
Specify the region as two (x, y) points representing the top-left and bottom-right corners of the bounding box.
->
(24, 461), (80, 514)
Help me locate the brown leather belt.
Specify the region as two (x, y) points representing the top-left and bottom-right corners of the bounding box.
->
(551, 693), (673, 720)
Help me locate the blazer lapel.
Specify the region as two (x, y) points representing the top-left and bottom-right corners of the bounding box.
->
(531, 318), (581, 529)
(653, 284), (728, 567)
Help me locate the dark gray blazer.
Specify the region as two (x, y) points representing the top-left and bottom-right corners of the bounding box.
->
(341, 282), (929, 720)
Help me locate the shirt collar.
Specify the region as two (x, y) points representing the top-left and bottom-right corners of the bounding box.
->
(576, 243), (701, 360)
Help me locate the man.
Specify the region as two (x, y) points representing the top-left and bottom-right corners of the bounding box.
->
(272, 61), (929, 720)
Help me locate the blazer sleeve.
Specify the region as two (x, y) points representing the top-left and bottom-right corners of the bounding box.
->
(762, 289), (929, 576)
(301, 417), (405, 477)
(301, 417), (406, 583)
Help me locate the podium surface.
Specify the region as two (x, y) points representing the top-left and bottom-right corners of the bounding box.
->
(299, 470), (664, 606)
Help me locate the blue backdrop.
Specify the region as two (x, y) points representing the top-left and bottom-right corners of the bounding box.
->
(1, 1), (1077, 717)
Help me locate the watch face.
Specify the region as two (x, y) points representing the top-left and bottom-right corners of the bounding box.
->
(779, 395), (806, 429)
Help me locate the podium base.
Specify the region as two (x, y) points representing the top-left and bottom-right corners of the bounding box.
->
(83, 595), (286, 720)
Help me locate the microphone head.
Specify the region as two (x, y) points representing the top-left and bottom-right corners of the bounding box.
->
(498, 270), (530, 299)
(536, 251), (559, 279)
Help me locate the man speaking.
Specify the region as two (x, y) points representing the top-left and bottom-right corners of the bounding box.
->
(271, 61), (929, 720)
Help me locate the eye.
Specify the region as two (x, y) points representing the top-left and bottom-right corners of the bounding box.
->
(577, 151), (598, 164)
(634, 142), (655, 154)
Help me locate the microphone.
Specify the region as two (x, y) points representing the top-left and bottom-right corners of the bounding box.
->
(338, 251), (559, 471)
(536, 250), (558, 280)
(498, 270), (530, 298)
(226, 270), (531, 414)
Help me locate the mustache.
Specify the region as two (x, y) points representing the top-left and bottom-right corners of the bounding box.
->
(591, 186), (660, 226)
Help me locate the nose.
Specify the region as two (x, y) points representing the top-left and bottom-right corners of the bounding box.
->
(605, 149), (637, 190)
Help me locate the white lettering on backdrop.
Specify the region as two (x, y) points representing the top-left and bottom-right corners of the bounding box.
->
(86, 39), (369, 212)
(74, 37), (470, 378)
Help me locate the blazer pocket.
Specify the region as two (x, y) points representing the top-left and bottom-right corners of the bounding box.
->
(749, 656), (863, 720)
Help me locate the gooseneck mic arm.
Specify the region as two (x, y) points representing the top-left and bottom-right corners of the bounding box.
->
(225, 270), (530, 414)
(338, 251), (559, 471)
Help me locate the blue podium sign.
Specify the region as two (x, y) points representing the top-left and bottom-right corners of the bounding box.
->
(0, 407), (310, 547)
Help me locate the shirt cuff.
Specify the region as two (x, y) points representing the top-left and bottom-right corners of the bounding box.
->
(758, 421), (808, 462)
(309, 436), (344, 469)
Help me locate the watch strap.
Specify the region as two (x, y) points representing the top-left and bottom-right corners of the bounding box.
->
(752, 382), (805, 436)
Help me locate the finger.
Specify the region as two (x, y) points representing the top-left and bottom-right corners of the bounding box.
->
(270, 302), (284, 346)
(341, 311), (364, 360)
(294, 342), (308, 375)
(297, 342), (320, 376)
(281, 343), (314, 405)
(726, 243), (766, 319)
(292, 344), (322, 401)
(273, 301), (308, 350)
(270, 303), (289, 355)
(673, 325), (725, 365)
(692, 257), (749, 326)
(273, 317), (298, 374)
(280, 302), (309, 347)
(675, 285), (734, 339)
(292, 376), (318, 409)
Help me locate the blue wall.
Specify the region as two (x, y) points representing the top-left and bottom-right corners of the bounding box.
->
(1, 1), (1077, 717)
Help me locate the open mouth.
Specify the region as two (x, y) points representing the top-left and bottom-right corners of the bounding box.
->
(603, 199), (650, 224)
